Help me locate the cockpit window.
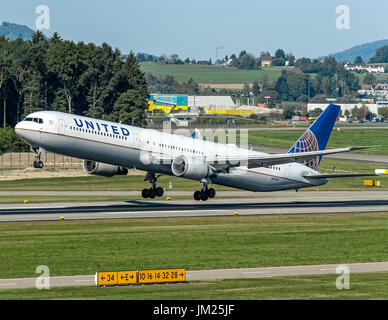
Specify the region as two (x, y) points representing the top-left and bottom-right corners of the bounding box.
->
(23, 117), (43, 123)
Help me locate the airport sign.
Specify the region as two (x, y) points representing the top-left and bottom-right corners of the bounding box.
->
(117, 271), (137, 285)
(95, 271), (118, 286)
(138, 268), (186, 284)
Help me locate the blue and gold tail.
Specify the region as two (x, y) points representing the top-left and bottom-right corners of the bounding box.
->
(288, 104), (340, 170)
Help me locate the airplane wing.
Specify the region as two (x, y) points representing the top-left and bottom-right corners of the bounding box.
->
(207, 145), (378, 170)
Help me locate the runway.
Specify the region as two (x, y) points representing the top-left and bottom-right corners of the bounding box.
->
(1, 190), (388, 222)
(1, 262), (388, 289)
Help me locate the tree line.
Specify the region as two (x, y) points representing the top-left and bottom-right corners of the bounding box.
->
(0, 31), (149, 130)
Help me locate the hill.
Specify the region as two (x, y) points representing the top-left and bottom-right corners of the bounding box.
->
(320, 39), (388, 63)
(140, 62), (285, 84)
(0, 21), (35, 41)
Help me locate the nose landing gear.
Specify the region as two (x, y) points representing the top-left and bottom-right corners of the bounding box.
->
(32, 148), (44, 169)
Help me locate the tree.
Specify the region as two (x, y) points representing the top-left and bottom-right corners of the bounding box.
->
(251, 79), (260, 96)
(378, 107), (388, 118)
(237, 54), (256, 70)
(239, 50), (247, 58)
(49, 32), (62, 44)
(286, 52), (295, 66)
(274, 70), (289, 101)
(273, 49), (286, 66)
(363, 73), (377, 86)
(354, 56), (364, 65)
(0, 37), (12, 127)
(46, 40), (83, 114)
(275, 49), (286, 59)
(112, 89), (148, 127)
(357, 104), (369, 120)
(123, 51), (149, 98)
(369, 46), (388, 63)
(286, 71), (307, 101)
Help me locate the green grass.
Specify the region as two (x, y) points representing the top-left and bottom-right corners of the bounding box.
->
(1, 272), (388, 299)
(0, 213), (387, 279)
(140, 62), (284, 84)
(245, 129), (388, 155)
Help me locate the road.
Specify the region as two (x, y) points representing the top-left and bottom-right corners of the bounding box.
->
(1, 190), (388, 222)
(1, 262), (388, 289)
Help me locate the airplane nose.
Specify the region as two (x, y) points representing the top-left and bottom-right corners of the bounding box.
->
(14, 121), (27, 140)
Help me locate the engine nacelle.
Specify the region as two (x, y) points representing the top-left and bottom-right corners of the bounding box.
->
(83, 160), (128, 178)
(171, 155), (209, 180)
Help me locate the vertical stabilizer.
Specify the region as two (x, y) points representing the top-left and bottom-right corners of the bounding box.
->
(288, 104), (340, 170)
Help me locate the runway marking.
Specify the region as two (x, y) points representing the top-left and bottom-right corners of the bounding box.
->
(104, 209), (227, 215)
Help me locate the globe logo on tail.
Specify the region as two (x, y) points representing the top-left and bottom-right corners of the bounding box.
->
(290, 129), (320, 170)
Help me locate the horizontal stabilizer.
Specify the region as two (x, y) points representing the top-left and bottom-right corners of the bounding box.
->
(303, 173), (378, 179)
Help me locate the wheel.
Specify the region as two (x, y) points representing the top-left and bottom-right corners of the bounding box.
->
(149, 188), (156, 199)
(37, 161), (44, 169)
(208, 188), (216, 198)
(194, 191), (201, 201)
(155, 187), (164, 197)
(200, 190), (208, 201)
(33, 160), (37, 168)
(141, 188), (150, 198)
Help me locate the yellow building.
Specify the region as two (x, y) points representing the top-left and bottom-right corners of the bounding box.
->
(261, 56), (273, 67)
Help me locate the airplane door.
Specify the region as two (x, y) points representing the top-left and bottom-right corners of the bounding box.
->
(58, 119), (65, 135)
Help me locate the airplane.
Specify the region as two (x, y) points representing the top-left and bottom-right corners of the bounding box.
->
(14, 104), (378, 201)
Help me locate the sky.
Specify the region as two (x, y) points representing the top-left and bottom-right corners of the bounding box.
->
(2, 0), (388, 60)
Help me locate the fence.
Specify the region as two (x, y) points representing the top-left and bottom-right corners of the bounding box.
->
(0, 152), (83, 169)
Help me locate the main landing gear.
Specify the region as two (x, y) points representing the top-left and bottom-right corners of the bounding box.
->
(193, 180), (216, 201)
(141, 172), (164, 199)
(32, 147), (44, 169)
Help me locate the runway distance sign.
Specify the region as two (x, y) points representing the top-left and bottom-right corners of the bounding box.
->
(138, 268), (186, 284)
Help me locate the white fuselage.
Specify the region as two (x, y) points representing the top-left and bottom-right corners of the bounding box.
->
(15, 111), (326, 192)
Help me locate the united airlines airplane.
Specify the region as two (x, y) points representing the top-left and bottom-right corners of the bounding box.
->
(14, 104), (377, 201)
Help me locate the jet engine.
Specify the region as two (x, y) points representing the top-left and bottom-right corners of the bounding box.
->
(83, 160), (128, 178)
(171, 155), (210, 180)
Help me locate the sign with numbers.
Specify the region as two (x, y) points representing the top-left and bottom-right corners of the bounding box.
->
(95, 268), (185, 286)
(138, 268), (186, 284)
(96, 271), (118, 286)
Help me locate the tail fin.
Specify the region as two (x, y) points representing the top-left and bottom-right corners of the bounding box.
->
(288, 104), (340, 170)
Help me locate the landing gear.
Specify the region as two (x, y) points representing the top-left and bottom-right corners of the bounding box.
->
(193, 180), (216, 201)
(141, 186), (164, 199)
(141, 172), (164, 199)
(32, 147), (44, 169)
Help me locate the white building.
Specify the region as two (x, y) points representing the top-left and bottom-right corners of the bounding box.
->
(188, 96), (235, 109)
(344, 64), (385, 74)
(307, 103), (380, 115)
